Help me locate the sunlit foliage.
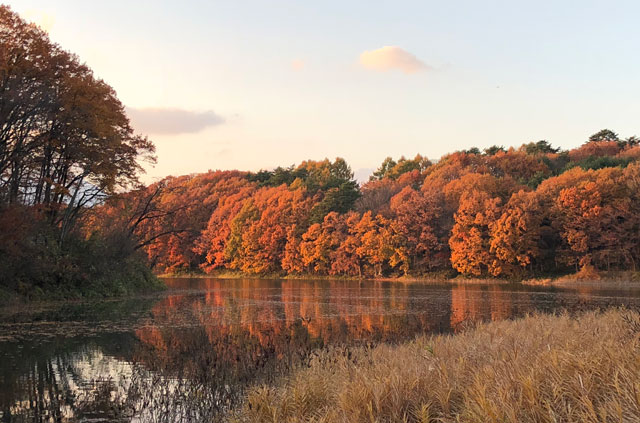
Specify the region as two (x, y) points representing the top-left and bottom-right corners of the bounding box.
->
(91, 129), (640, 279)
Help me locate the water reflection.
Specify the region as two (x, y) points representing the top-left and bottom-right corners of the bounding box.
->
(2, 278), (640, 422)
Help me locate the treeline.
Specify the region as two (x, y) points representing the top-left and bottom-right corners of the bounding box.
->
(3, 3), (638, 291)
(0, 6), (159, 298)
(93, 131), (640, 279)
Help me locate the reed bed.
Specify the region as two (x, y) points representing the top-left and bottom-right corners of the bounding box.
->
(233, 309), (640, 423)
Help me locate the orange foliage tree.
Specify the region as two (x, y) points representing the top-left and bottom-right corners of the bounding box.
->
(388, 186), (444, 274)
(85, 131), (640, 280)
(489, 190), (543, 276)
(552, 167), (639, 271)
(449, 191), (502, 276)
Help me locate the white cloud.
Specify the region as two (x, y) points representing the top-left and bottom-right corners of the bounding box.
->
(126, 107), (224, 135)
(359, 46), (429, 74)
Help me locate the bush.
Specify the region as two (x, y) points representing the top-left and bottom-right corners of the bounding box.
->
(0, 205), (163, 301)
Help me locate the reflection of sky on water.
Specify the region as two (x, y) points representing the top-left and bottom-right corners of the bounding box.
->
(2, 344), (136, 421)
(2, 279), (640, 422)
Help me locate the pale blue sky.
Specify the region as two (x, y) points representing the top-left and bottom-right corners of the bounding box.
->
(7, 1), (640, 181)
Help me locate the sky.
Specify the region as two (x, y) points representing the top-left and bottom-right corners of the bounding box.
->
(7, 0), (640, 182)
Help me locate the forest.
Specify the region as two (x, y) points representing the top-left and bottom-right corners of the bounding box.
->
(92, 131), (640, 280)
(2, 4), (640, 303)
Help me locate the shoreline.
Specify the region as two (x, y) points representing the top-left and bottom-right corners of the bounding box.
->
(158, 270), (640, 288)
(0, 279), (166, 309)
(4, 270), (638, 309)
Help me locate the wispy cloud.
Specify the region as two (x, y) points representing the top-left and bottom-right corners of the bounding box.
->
(359, 46), (429, 74)
(126, 107), (225, 135)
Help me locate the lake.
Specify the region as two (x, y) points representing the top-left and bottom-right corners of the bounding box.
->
(2, 277), (640, 422)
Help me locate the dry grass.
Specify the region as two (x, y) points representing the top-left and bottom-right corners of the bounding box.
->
(521, 271), (640, 288)
(551, 271), (640, 289)
(233, 309), (640, 423)
(521, 277), (555, 286)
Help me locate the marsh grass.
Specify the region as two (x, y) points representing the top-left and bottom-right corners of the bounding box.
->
(233, 309), (640, 423)
(521, 271), (640, 289)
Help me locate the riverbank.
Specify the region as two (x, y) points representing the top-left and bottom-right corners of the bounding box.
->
(0, 260), (165, 305)
(159, 269), (640, 288)
(232, 308), (640, 423)
(522, 269), (640, 289)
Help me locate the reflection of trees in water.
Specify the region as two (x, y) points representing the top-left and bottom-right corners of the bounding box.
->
(131, 319), (325, 421)
(0, 335), (247, 423)
(2, 279), (617, 422)
(447, 283), (610, 331)
(0, 334), (138, 422)
(119, 279), (457, 420)
(450, 285), (514, 329)
(0, 297), (155, 422)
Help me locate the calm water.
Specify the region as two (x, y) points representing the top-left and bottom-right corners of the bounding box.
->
(2, 278), (640, 422)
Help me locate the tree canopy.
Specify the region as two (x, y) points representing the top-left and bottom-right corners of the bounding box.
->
(0, 6), (157, 297)
(90, 128), (640, 278)
(0, 5), (154, 236)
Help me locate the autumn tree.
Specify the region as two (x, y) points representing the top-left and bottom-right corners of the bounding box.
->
(347, 211), (393, 276)
(443, 173), (517, 212)
(623, 163), (640, 270)
(280, 224), (305, 274)
(196, 181), (257, 272)
(219, 186), (318, 274)
(449, 191), (502, 276)
(623, 136), (640, 147)
(489, 190), (544, 276)
(0, 5), (154, 241)
(356, 177), (406, 217)
(520, 140), (559, 155)
(388, 186), (444, 274)
(568, 141), (621, 163)
(486, 150), (551, 186)
(370, 155), (431, 181)
(139, 172), (251, 272)
(0, 6), (158, 296)
(552, 167), (639, 271)
(483, 145), (506, 156)
(331, 212), (363, 276)
(295, 212), (352, 274)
